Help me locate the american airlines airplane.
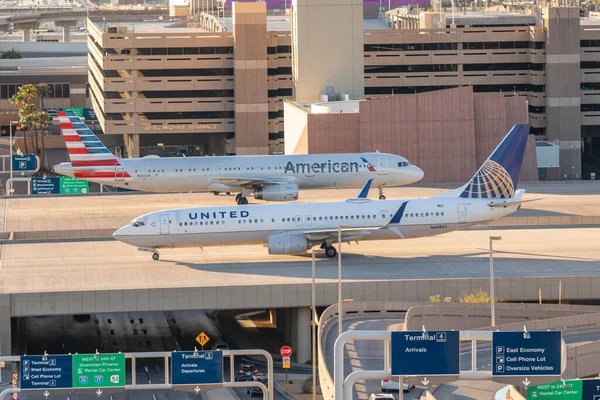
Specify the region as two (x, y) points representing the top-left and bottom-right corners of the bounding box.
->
(113, 124), (533, 260)
(51, 111), (424, 204)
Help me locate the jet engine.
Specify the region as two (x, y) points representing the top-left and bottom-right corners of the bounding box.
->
(267, 233), (309, 255)
(254, 184), (298, 202)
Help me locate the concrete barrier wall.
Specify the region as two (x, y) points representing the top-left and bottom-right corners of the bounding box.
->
(11, 229), (115, 240)
(487, 215), (600, 227)
(404, 303), (600, 331)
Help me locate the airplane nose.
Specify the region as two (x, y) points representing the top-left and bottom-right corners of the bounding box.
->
(413, 166), (424, 182)
(113, 226), (130, 241)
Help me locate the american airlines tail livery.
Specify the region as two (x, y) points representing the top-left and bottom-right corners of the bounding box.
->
(51, 110), (424, 204)
(114, 124), (533, 260)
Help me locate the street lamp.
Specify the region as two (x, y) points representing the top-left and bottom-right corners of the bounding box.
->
(311, 248), (323, 400)
(338, 224), (350, 337)
(489, 236), (502, 327)
(9, 120), (18, 183)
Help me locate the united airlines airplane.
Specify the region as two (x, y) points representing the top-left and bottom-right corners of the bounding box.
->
(113, 124), (533, 260)
(51, 110), (424, 204)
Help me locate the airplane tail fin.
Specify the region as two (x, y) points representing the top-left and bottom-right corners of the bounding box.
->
(56, 110), (119, 167)
(439, 124), (530, 199)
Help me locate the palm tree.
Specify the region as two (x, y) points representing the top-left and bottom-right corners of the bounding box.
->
(9, 84), (38, 155)
(9, 84), (51, 174)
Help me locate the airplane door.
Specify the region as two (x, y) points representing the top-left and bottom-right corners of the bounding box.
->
(115, 165), (125, 181)
(160, 214), (170, 235)
(295, 215), (303, 227)
(214, 163), (223, 178)
(457, 204), (467, 224)
(305, 215), (313, 227)
(377, 157), (388, 175)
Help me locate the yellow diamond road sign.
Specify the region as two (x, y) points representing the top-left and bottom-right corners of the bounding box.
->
(196, 332), (210, 347)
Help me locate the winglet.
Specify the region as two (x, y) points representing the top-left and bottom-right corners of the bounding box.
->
(357, 179), (374, 199)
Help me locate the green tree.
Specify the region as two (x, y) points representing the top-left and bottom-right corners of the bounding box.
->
(1, 49), (22, 59)
(9, 84), (51, 173)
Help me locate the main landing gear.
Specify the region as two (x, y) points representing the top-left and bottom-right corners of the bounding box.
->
(235, 193), (249, 205)
(320, 241), (337, 258)
(378, 185), (386, 200)
(212, 191), (231, 196)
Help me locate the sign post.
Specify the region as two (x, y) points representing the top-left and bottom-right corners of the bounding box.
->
(20, 354), (73, 397)
(171, 351), (223, 394)
(11, 155), (36, 173)
(493, 331), (562, 387)
(391, 331), (460, 388)
(72, 353), (125, 396)
(195, 332), (210, 350)
(527, 379), (582, 399)
(280, 346), (292, 380)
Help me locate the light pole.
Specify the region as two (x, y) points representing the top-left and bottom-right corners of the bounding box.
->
(311, 248), (322, 400)
(489, 236), (502, 327)
(338, 224), (350, 337)
(9, 121), (18, 182)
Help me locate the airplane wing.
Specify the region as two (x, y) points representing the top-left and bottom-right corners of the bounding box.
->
(208, 176), (298, 188)
(300, 226), (384, 242)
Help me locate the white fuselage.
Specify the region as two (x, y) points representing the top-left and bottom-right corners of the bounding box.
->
(113, 196), (520, 250)
(53, 153), (423, 193)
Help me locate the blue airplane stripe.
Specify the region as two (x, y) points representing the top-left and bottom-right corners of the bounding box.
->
(360, 157), (368, 163)
(87, 148), (112, 154)
(390, 201), (409, 224)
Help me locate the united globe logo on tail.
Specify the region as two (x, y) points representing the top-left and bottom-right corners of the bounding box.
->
(460, 160), (515, 199)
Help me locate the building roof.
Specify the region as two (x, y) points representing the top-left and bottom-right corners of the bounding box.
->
(0, 56), (87, 75)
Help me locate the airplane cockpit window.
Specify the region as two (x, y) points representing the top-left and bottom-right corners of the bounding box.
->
(131, 220), (145, 227)
(398, 161), (410, 167)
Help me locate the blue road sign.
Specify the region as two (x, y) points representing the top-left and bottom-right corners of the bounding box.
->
(492, 331), (561, 377)
(31, 177), (60, 194)
(12, 155), (36, 172)
(583, 379), (600, 399)
(171, 351), (223, 385)
(20, 355), (73, 390)
(391, 331), (460, 376)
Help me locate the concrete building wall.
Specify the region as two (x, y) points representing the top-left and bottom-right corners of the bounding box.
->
(233, 2), (269, 155)
(292, 0), (365, 101)
(286, 87), (538, 183)
(544, 7), (582, 179)
(358, 86), (476, 183)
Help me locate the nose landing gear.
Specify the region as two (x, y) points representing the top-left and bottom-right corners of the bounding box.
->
(378, 185), (386, 200)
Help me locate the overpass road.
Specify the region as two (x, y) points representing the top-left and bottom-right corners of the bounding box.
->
(0, 227), (598, 294)
(324, 316), (600, 400)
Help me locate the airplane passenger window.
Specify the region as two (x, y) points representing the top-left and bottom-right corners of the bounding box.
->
(410, 213), (413, 217)
(216, 221), (219, 225)
(255, 219), (258, 223)
(179, 223), (182, 226)
(335, 216), (339, 220)
(184, 222), (188, 226)
(350, 216), (354, 219)
(210, 221), (214, 225)
(307, 217), (311, 221)
(249, 220), (253, 224)
(282, 218), (285, 222)
(200, 221), (203, 225)
(436, 212), (439, 216)
(261, 219), (264, 223)
(367, 215), (371, 219)
(373, 215), (377, 219)
(404, 214), (408, 218)
(426, 213), (429, 217)
(441, 212), (444, 216)
(271, 219), (275, 223)
(238, 220), (242, 224)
